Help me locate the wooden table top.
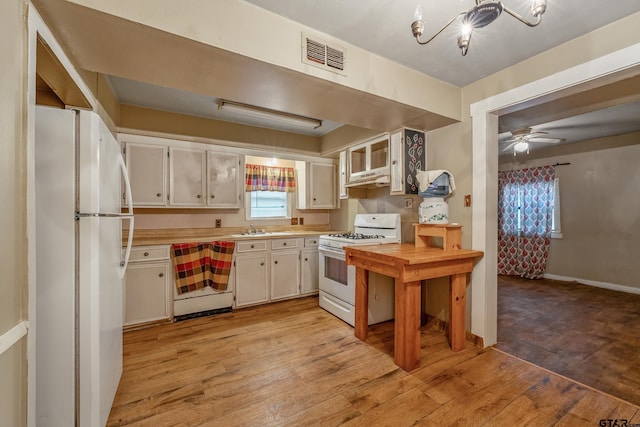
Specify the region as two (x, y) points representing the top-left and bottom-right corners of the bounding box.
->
(344, 243), (484, 266)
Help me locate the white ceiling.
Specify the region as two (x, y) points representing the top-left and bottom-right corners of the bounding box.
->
(244, 0), (640, 86)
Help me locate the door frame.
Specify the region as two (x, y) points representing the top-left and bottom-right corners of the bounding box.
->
(469, 43), (640, 346)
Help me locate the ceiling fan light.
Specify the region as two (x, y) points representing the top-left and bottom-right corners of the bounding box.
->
(514, 141), (529, 152)
(530, 0), (547, 17)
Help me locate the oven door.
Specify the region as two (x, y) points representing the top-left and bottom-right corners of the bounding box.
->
(318, 245), (355, 305)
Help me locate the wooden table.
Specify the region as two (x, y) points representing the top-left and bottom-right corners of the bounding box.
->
(345, 243), (483, 371)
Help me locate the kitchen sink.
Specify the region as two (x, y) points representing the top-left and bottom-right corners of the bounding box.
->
(228, 231), (296, 238)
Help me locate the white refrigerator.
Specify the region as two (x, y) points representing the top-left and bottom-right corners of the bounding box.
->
(35, 106), (134, 426)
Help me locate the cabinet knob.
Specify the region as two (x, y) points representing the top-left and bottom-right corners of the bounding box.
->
(313, 198), (317, 201)
(274, 260), (278, 264)
(158, 273), (164, 278)
(251, 244), (255, 249)
(210, 194), (215, 199)
(283, 242), (287, 246)
(143, 252), (149, 257)
(156, 193), (161, 197)
(197, 194), (202, 199)
(392, 160), (397, 165)
(260, 262), (264, 266)
(304, 258), (308, 261)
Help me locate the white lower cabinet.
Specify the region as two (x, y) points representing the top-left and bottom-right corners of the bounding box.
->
(234, 241), (270, 308)
(301, 237), (319, 295)
(124, 246), (172, 326)
(271, 250), (300, 300)
(234, 236), (318, 308)
(300, 248), (319, 295)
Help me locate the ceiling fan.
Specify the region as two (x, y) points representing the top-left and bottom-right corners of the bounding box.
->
(501, 127), (566, 155)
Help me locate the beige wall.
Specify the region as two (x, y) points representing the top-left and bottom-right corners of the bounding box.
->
(119, 105), (324, 155)
(499, 133), (640, 289)
(0, 0), (27, 425)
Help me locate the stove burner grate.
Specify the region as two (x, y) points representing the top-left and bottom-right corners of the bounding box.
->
(327, 232), (385, 240)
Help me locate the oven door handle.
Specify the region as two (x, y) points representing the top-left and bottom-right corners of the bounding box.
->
(319, 246), (346, 259)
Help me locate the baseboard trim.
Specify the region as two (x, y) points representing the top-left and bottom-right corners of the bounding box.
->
(543, 273), (640, 295)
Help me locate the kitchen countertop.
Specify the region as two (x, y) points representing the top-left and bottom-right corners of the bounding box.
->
(124, 226), (344, 246)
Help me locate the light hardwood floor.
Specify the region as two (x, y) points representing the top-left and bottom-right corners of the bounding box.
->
(108, 296), (639, 426)
(498, 275), (640, 407)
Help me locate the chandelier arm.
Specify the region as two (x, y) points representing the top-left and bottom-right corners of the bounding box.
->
(502, 5), (543, 27)
(414, 11), (466, 45)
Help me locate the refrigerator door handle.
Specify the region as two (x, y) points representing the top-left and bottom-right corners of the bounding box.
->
(119, 152), (135, 278)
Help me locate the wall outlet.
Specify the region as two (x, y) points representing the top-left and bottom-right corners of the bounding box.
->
(404, 198), (413, 209)
(215, 218), (222, 228)
(464, 195), (471, 207)
(291, 217), (299, 225)
(299, 217), (304, 225)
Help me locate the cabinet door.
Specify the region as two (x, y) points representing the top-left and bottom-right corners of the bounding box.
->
(389, 130), (404, 194)
(389, 129), (425, 195)
(309, 162), (336, 208)
(271, 250), (300, 300)
(300, 248), (319, 295)
(169, 147), (206, 207)
(125, 142), (167, 206)
(235, 253), (269, 307)
(207, 152), (241, 208)
(339, 150), (348, 200)
(124, 262), (171, 326)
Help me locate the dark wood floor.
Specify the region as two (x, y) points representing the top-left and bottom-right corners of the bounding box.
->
(498, 275), (640, 407)
(108, 296), (639, 426)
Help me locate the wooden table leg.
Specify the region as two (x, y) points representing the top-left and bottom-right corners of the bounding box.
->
(449, 273), (466, 351)
(394, 278), (422, 371)
(354, 267), (369, 340)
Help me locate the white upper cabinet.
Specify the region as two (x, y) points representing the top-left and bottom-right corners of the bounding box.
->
(390, 128), (426, 195)
(123, 134), (337, 210)
(309, 162), (336, 208)
(124, 142), (167, 207)
(169, 147), (206, 207)
(296, 161), (337, 209)
(338, 150), (348, 200)
(207, 152), (242, 208)
(347, 133), (390, 184)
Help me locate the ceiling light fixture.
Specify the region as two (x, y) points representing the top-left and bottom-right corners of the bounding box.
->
(218, 100), (322, 130)
(513, 141), (530, 154)
(411, 0), (547, 56)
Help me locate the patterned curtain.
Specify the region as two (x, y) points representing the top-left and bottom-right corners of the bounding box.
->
(498, 165), (555, 279)
(245, 164), (297, 192)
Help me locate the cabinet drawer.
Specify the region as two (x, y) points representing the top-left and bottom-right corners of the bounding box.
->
(304, 237), (319, 247)
(129, 246), (171, 262)
(236, 240), (268, 252)
(271, 238), (300, 250)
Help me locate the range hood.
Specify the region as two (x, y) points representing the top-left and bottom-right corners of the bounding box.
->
(344, 173), (390, 188)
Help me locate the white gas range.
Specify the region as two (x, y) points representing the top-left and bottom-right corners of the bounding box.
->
(318, 213), (401, 326)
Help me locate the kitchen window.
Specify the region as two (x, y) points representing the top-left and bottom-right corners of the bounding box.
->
(244, 163), (296, 219)
(246, 191), (290, 219)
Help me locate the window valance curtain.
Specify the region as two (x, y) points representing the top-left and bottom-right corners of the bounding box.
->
(498, 165), (555, 279)
(245, 164), (297, 192)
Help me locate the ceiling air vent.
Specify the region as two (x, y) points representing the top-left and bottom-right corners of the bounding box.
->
(302, 33), (346, 75)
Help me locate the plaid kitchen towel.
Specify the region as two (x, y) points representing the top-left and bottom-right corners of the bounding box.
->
(171, 241), (235, 295)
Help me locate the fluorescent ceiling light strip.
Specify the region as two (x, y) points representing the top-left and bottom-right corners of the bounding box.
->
(219, 100), (322, 129)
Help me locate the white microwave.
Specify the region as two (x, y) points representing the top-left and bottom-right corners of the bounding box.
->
(347, 133), (390, 183)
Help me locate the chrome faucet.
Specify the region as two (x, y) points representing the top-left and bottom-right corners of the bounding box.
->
(249, 224), (257, 234)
